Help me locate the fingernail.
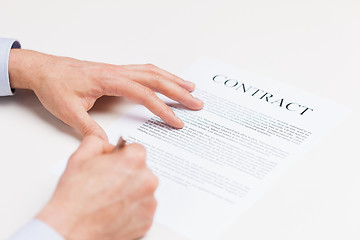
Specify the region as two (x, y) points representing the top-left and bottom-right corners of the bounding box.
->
(185, 81), (195, 89)
(175, 116), (184, 128)
(192, 96), (204, 105)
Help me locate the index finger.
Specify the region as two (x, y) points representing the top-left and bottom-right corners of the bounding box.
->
(109, 79), (184, 129)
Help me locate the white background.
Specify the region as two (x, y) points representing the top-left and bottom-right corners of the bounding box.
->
(0, 0), (359, 239)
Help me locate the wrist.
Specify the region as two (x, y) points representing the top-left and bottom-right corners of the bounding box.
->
(8, 49), (37, 90)
(36, 200), (77, 239)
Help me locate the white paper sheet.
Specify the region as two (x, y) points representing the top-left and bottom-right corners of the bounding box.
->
(105, 58), (350, 240)
(54, 57), (350, 240)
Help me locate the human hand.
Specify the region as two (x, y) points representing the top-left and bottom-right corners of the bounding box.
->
(8, 49), (203, 139)
(37, 136), (158, 240)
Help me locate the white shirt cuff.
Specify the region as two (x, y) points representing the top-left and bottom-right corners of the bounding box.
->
(0, 38), (21, 96)
(8, 219), (64, 240)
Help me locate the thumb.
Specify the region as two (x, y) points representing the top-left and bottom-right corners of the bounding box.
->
(70, 136), (113, 161)
(69, 107), (108, 141)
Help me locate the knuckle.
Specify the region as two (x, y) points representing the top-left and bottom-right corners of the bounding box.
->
(140, 170), (159, 193)
(153, 72), (162, 83)
(143, 87), (155, 98)
(145, 173), (159, 192)
(129, 143), (146, 156)
(125, 143), (147, 167)
(141, 88), (156, 105)
(95, 65), (118, 82)
(80, 124), (98, 137)
(152, 74), (164, 90)
(151, 174), (159, 189)
(145, 63), (158, 72)
(152, 197), (158, 208)
(150, 198), (158, 213)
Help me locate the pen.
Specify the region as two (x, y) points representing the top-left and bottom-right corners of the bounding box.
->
(113, 136), (127, 152)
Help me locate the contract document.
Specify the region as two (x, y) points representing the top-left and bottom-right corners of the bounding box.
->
(56, 58), (349, 240)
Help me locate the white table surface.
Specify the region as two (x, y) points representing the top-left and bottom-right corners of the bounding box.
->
(1, 0), (360, 239)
